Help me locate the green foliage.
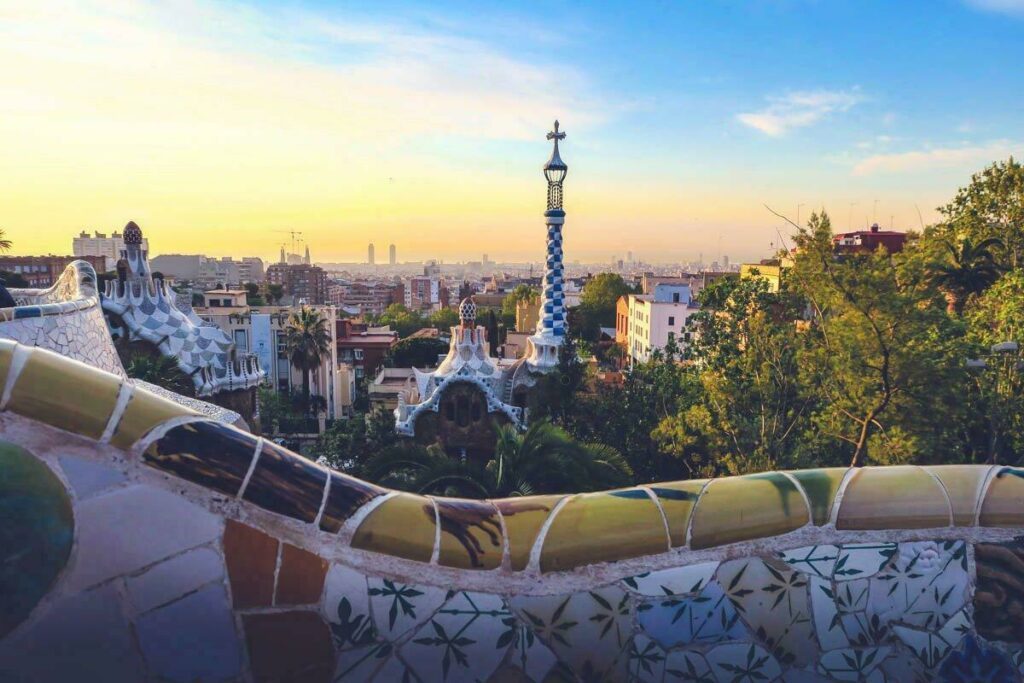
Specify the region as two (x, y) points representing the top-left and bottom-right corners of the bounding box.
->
(501, 284), (539, 317)
(385, 336), (448, 368)
(312, 409), (398, 471)
(0, 270), (29, 288)
(375, 303), (426, 338)
(929, 237), (1005, 314)
(125, 353), (193, 396)
(0, 228), (10, 252)
(428, 307), (459, 330)
(573, 273), (635, 340)
(284, 306), (332, 411)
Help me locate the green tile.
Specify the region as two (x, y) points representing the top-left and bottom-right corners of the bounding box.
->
(649, 479), (708, 547)
(689, 472), (810, 550)
(351, 493), (436, 563)
(435, 498), (503, 570)
(788, 468), (849, 526)
(925, 465), (991, 527)
(979, 467), (1024, 527)
(835, 466), (950, 530)
(493, 495), (564, 571)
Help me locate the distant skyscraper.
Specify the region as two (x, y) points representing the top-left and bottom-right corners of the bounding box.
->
(304, 245), (311, 265)
(368, 243), (375, 265)
(627, 250), (633, 264)
(389, 244), (396, 265)
(483, 253), (489, 264)
(279, 246), (286, 264)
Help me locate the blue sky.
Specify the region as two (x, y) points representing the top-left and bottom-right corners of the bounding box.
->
(3, 0), (1023, 262)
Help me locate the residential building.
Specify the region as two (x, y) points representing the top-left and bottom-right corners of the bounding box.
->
(150, 254), (265, 286)
(0, 255), (107, 287)
(739, 258), (792, 293)
(266, 263), (328, 304)
(515, 298), (540, 333)
(336, 318), (398, 379)
(624, 284), (698, 364)
(339, 281), (401, 316)
(369, 367), (415, 412)
(368, 243), (375, 265)
(73, 229), (148, 271)
(833, 223), (908, 254)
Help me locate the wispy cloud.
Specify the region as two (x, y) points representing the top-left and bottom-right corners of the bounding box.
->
(852, 140), (1024, 176)
(964, 0), (1024, 16)
(737, 88), (864, 136)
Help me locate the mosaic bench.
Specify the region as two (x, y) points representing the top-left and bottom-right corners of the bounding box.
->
(2, 339), (1024, 681)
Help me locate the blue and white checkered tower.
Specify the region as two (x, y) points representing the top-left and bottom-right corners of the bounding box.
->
(526, 120), (568, 371)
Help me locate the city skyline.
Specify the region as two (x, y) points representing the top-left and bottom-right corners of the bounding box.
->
(3, 1), (1024, 263)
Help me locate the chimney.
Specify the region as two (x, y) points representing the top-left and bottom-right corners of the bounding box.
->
(870, 223), (880, 233)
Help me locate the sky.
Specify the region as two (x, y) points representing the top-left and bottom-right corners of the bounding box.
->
(2, 0), (1024, 264)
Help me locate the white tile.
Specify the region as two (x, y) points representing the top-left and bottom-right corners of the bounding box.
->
(324, 564), (373, 650)
(624, 561), (719, 597)
(126, 546), (224, 614)
(59, 455), (125, 500)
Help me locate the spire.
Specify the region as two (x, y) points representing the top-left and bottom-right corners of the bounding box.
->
(304, 245), (311, 265)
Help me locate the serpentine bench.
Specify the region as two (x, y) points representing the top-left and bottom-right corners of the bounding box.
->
(1, 339), (1022, 681)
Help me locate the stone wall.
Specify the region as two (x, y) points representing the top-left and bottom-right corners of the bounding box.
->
(2, 339), (1024, 681)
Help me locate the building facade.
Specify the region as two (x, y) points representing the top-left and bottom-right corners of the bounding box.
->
(266, 263), (328, 304)
(625, 284), (698, 364)
(336, 319), (398, 380)
(0, 255), (107, 288)
(73, 229), (148, 271)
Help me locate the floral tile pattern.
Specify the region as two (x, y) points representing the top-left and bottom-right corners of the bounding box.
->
(637, 577), (746, 648)
(705, 642), (782, 683)
(624, 561), (719, 597)
(368, 577), (448, 641)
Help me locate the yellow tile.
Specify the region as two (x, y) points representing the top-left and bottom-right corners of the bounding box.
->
(835, 466), (950, 530)
(650, 480), (708, 547)
(435, 498), (503, 570)
(111, 386), (196, 450)
(494, 495), (564, 571)
(7, 348), (121, 440)
(979, 467), (1024, 527)
(539, 488), (667, 573)
(788, 468), (849, 526)
(689, 472), (810, 550)
(0, 339), (15, 392)
(925, 465), (992, 527)
(351, 493), (436, 563)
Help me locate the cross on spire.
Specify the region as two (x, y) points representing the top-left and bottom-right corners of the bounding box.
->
(546, 120), (566, 142)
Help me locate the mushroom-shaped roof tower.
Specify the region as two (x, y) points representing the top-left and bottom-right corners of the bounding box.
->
(123, 221), (143, 245)
(459, 297), (477, 328)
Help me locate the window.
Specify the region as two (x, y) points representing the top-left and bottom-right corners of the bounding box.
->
(673, 292), (680, 303)
(354, 348), (364, 361)
(668, 316), (675, 326)
(233, 329), (248, 352)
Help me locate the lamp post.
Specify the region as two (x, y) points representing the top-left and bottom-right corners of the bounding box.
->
(966, 341), (1024, 464)
(527, 121), (569, 371)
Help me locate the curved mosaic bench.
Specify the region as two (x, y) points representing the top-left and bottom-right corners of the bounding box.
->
(2, 341), (1024, 681)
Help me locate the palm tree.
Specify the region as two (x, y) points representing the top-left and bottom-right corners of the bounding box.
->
(284, 306), (332, 412)
(0, 229), (10, 252)
(931, 237), (1005, 315)
(358, 420), (632, 498)
(125, 353), (193, 396)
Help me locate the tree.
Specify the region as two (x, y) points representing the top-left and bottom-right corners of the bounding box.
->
(936, 157), (1024, 269)
(428, 307), (459, 330)
(385, 336), (448, 368)
(125, 353), (193, 396)
(266, 284), (285, 305)
(574, 273), (634, 340)
(0, 229), (10, 252)
(376, 303), (425, 338)
(357, 420), (631, 498)
(930, 237), (1004, 315)
(284, 306), (332, 412)
(501, 285), (539, 318)
(0, 270), (29, 288)
(792, 211), (966, 467)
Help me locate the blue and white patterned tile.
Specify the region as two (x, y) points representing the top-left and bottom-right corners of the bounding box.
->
(627, 634), (666, 683)
(892, 608), (971, 670)
(401, 592), (511, 683)
(624, 562), (718, 597)
(780, 545), (840, 579)
(371, 652), (419, 682)
(834, 543), (898, 581)
(367, 578), (447, 641)
(868, 541), (968, 630)
(816, 646), (891, 681)
(706, 643), (782, 683)
(663, 650), (714, 682)
(334, 642), (393, 682)
(809, 577), (847, 651)
(937, 635), (1018, 683)
(512, 585), (632, 680)
(325, 564), (375, 651)
(506, 619), (558, 683)
(717, 557), (816, 666)
(637, 579), (745, 648)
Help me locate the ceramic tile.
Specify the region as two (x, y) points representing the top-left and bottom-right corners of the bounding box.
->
(276, 543), (328, 605)
(324, 564), (375, 651)
(223, 519), (278, 609)
(334, 643), (393, 682)
(513, 585), (632, 679)
(649, 479), (708, 547)
(779, 545), (840, 579)
(705, 643), (782, 683)
(868, 541), (968, 630)
(979, 468), (1024, 527)
(371, 653), (418, 682)
(435, 498), (504, 570)
(243, 440), (328, 523)
(0, 338), (14, 387)
(924, 465), (992, 526)
(352, 492), (437, 563)
(7, 348), (122, 439)
(0, 583), (144, 682)
(663, 650), (714, 682)
(539, 489), (668, 572)
(636, 578), (745, 648)
(627, 634), (666, 682)
(816, 647), (891, 681)
(402, 591), (511, 683)
(58, 455), (125, 500)
(243, 611), (334, 683)
(65, 484), (220, 592)
(892, 608), (970, 669)
(111, 387), (194, 449)
(623, 561), (719, 597)
(135, 583), (242, 683)
(689, 472), (810, 550)
(493, 495), (564, 571)
(788, 468), (849, 526)
(717, 557), (817, 667)
(834, 543), (898, 581)
(835, 466), (950, 530)
(809, 577), (847, 651)
(506, 617), (559, 683)
(0, 441), (74, 639)
(319, 469), (387, 533)
(937, 635), (1018, 683)
(367, 577), (448, 641)
(143, 420), (258, 497)
(974, 539), (1024, 642)
(126, 546), (224, 614)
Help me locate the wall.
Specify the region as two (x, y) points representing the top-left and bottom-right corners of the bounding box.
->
(3, 340), (1024, 682)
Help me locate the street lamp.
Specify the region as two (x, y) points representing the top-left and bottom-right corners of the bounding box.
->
(966, 340), (1024, 463)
